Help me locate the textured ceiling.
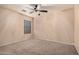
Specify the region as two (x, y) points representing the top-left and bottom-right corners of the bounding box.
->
(0, 4), (74, 17)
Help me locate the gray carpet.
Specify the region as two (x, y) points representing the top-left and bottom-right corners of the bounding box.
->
(0, 39), (78, 55)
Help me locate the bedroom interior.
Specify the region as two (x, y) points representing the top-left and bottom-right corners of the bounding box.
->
(0, 4), (79, 55)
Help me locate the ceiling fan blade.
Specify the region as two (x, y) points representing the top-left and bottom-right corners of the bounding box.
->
(34, 4), (38, 9)
(39, 10), (48, 12)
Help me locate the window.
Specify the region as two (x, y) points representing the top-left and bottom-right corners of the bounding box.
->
(24, 20), (31, 34)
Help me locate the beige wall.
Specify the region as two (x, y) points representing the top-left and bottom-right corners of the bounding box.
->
(75, 5), (79, 53)
(0, 7), (32, 46)
(34, 7), (74, 45)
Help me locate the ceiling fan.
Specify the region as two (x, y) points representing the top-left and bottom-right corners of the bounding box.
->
(26, 4), (48, 15)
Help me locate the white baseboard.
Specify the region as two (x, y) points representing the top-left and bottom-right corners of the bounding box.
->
(34, 37), (74, 46)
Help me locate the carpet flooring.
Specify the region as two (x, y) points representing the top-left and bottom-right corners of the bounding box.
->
(0, 39), (78, 55)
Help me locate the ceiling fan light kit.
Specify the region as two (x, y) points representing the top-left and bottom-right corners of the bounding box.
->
(25, 4), (48, 16)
